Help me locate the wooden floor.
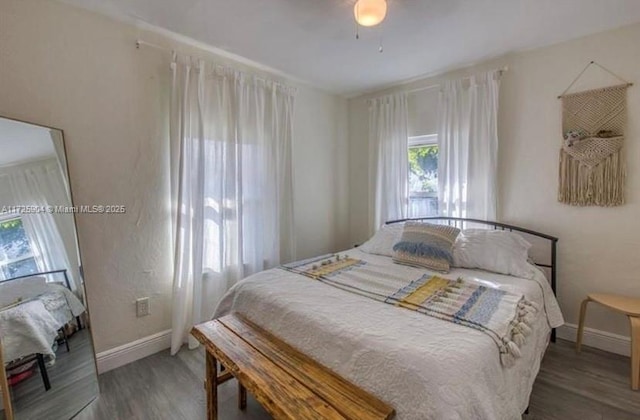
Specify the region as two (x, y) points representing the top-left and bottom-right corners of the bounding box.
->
(76, 339), (640, 420)
(1, 329), (99, 420)
(75, 345), (269, 420)
(527, 339), (640, 420)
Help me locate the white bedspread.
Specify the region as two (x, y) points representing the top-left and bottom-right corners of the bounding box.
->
(215, 249), (564, 420)
(0, 285), (86, 362)
(0, 299), (60, 362)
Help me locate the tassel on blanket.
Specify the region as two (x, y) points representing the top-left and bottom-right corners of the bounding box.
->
(512, 332), (526, 347)
(517, 322), (532, 337)
(507, 341), (522, 358)
(522, 312), (536, 325)
(501, 298), (539, 365)
(500, 347), (515, 367)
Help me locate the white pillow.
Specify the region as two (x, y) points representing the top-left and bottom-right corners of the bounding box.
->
(358, 223), (404, 257)
(452, 229), (536, 278)
(0, 276), (48, 308)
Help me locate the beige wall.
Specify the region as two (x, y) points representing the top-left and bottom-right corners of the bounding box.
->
(348, 23), (640, 339)
(0, 0), (350, 353)
(294, 88), (350, 258)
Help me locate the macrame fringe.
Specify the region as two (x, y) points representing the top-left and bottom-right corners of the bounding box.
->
(558, 148), (626, 206)
(500, 299), (539, 367)
(559, 82), (628, 206)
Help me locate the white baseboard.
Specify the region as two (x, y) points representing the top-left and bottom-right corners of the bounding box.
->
(92, 324), (629, 374)
(96, 329), (171, 374)
(556, 323), (630, 357)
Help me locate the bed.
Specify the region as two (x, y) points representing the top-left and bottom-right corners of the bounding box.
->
(214, 217), (564, 420)
(0, 270), (86, 390)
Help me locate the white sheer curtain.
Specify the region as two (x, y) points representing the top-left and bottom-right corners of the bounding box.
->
(369, 93), (409, 231)
(5, 159), (78, 291)
(170, 56), (296, 354)
(438, 70), (500, 220)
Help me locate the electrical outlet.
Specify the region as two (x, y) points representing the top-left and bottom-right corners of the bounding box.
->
(136, 297), (150, 317)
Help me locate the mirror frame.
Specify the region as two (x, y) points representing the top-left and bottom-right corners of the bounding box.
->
(0, 115), (99, 419)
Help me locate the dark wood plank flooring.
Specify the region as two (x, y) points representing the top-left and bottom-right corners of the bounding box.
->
(1, 329), (99, 420)
(75, 346), (268, 420)
(76, 339), (640, 420)
(527, 339), (640, 419)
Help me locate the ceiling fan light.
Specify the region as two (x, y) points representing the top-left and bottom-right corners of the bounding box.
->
(354, 0), (387, 27)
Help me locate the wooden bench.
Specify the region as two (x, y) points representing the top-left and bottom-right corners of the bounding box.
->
(191, 314), (395, 420)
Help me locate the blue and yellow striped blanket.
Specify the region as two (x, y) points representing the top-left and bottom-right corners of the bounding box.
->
(282, 254), (539, 367)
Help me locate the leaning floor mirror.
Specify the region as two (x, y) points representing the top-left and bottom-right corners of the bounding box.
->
(0, 117), (98, 420)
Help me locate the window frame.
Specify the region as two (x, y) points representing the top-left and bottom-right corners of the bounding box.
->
(408, 134), (438, 198)
(0, 212), (39, 281)
(408, 134), (439, 218)
(408, 134), (438, 148)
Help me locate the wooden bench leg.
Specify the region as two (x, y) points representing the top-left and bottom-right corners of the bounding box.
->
(576, 298), (590, 353)
(238, 383), (247, 410)
(206, 352), (218, 420)
(630, 317), (640, 391)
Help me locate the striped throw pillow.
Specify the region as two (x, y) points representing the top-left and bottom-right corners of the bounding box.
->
(392, 222), (461, 272)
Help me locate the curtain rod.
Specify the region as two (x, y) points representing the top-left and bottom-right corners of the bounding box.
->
(135, 39), (297, 94)
(403, 66), (509, 95)
(135, 36), (305, 85)
(135, 39), (168, 51)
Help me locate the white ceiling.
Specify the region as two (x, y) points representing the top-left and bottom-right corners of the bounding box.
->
(63, 0), (640, 95)
(0, 118), (56, 167)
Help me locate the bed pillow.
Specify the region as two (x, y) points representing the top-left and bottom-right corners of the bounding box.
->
(358, 223), (404, 257)
(392, 222), (461, 272)
(0, 276), (47, 308)
(452, 229), (535, 278)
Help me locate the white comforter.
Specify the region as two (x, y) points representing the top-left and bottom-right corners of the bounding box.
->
(0, 285), (85, 362)
(215, 249), (564, 420)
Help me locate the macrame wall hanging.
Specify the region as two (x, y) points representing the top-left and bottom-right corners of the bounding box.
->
(557, 61), (633, 207)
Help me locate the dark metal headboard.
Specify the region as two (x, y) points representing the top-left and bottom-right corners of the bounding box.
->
(385, 217), (559, 296)
(2, 269), (72, 292)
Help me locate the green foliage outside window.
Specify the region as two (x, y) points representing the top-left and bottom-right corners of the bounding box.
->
(0, 217), (39, 279)
(408, 145), (438, 193)
(0, 219), (21, 230)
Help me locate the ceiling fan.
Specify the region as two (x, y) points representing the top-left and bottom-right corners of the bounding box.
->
(353, 0), (387, 27)
(353, 0), (388, 51)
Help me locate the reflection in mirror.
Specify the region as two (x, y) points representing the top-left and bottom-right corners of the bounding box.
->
(0, 117), (98, 420)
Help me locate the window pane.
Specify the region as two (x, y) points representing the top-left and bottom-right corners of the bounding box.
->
(408, 145), (438, 193)
(2, 257), (39, 280)
(0, 218), (33, 261)
(408, 144), (438, 217)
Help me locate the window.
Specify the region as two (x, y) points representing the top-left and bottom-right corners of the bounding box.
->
(408, 134), (438, 217)
(0, 214), (40, 281)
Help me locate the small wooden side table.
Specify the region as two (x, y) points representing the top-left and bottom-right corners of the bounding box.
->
(576, 293), (640, 390)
